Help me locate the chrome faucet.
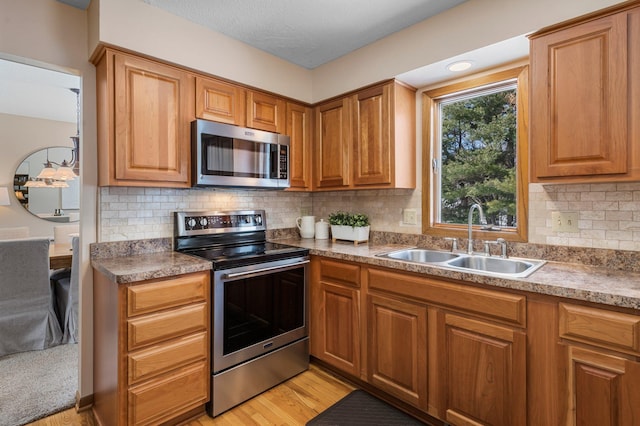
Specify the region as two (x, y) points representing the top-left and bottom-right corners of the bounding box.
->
(482, 238), (508, 258)
(467, 203), (486, 254)
(444, 237), (458, 252)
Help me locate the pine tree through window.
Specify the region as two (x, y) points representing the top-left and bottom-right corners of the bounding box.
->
(423, 67), (528, 242)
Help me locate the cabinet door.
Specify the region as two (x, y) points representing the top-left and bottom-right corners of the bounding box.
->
(367, 293), (427, 410)
(286, 102), (313, 190)
(353, 84), (391, 186)
(315, 98), (351, 189)
(530, 13), (628, 179)
(195, 76), (246, 126)
(246, 90), (285, 133)
(113, 53), (192, 186)
(564, 345), (640, 426)
(441, 313), (526, 426)
(128, 361), (208, 426)
(312, 281), (360, 376)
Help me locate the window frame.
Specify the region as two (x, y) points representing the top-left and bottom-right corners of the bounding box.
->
(421, 66), (529, 243)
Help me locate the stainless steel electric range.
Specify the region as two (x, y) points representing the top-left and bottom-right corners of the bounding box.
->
(174, 210), (310, 417)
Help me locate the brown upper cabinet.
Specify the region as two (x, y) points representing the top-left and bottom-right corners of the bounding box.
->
(314, 81), (416, 191)
(94, 48), (414, 191)
(286, 102), (313, 190)
(195, 76), (286, 134)
(195, 76), (246, 126)
(246, 90), (286, 133)
(530, 2), (640, 182)
(95, 48), (194, 187)
(315, 97), (352, 189)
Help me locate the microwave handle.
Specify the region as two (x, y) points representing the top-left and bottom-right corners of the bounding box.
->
(270, 144), (278, 179)
(223, 259), (309, 280)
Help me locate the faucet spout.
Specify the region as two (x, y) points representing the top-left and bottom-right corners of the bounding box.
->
(467, 203), (486, 254)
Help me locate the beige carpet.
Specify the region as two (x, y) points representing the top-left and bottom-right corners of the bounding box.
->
(0, 344), (77, 426)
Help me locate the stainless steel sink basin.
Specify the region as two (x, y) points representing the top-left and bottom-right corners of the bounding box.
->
(378, 248), (461, 263)
(376, 248), (545, 278)
(446, 255), (545, 278)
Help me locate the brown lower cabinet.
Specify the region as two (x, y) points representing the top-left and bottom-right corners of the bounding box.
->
(366, 293), (427, 410)
(310, 258), (361, 377)
(93, 270), (211, 426)
(309, 256), (640, 426)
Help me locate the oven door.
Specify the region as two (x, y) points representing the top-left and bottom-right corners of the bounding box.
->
(212, 256), (309, 373)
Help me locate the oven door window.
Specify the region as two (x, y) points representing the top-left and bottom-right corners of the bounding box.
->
(223, 267), (304, 356)
(202, 134), (278, 179)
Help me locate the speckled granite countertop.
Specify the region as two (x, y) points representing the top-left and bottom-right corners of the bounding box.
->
(274, 237), (640, 311)
(90, 235), (640, 310)
(91, 239), (212, 284)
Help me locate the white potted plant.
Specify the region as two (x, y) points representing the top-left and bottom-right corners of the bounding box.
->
(328, 211), (370, 245)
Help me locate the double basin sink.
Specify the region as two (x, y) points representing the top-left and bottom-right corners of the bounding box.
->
(376, 248), (545, 278)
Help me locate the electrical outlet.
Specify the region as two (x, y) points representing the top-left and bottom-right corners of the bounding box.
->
(403, 208), (418, 225)
(551, 211), (579, 233)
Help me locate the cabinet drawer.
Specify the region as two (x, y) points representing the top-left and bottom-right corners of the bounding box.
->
(128, 303), (208, 351)
(127, 271), (208, 317)
(559, 303), (640, 355)
(368, 268), (526, 327)
(128, 332), (208, 385)
(320, 259), (360, 287)
(128, 361), (208, 426)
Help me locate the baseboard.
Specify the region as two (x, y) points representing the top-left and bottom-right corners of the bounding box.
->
(75, 391), (94, 412)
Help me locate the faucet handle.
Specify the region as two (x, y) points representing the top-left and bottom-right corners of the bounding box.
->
(444, 237), (458, 252)
(483, 239), (506, 257)
(496, 238), (508, 258)
(483, 240), (492, 256)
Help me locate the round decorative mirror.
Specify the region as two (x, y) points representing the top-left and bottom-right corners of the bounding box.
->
(14, 145), (80, 223)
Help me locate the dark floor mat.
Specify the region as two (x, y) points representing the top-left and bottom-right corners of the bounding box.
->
(306, 389), (426, 425)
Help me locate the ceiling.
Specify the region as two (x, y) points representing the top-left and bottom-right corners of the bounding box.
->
(142, 0), (529, 87)
(143, 0), (472, 69)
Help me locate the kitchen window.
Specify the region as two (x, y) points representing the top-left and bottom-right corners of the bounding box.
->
(422, 66), (529, 242)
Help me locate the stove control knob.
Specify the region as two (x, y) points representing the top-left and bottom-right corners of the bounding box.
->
(254, 215), (262, 225)
(187, 218), (196, 229)
(244, 216), (252, 224)
(199, 217), (208, 227)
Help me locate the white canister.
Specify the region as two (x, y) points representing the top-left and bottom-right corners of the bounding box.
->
(296, 216), (315, 238)
(315, 219), (329, 240)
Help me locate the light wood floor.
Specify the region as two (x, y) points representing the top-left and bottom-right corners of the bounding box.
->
(27, 364), (355, 426)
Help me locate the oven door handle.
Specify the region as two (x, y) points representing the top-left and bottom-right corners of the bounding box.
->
(223, 259), (310, 280)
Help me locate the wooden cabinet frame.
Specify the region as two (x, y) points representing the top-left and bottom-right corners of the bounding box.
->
(95, 48), (193, 187)
(530, 2), (640, 183)
(314, 80), (416, 191)
(92, 270), (210, 426)
(366, 293), (428, 409)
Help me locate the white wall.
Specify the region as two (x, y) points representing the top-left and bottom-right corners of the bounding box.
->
(92, 0), (313, 102)
(0, 0), (96, 403)
(311, 0), (623, 100)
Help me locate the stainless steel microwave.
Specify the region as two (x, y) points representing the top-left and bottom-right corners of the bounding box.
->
(192, 119), (290, 189)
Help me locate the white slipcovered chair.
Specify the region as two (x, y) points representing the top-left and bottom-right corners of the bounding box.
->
(53, 224), (79, 245)
(52, 236), (79, 343)
(0, 238), (63, 357)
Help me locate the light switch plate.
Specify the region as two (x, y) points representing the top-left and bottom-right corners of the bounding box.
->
(403, 209), (418, 225)
(551, 211), (579, 233)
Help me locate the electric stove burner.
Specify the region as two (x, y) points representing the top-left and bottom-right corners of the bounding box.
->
(174, 210), (308, 269)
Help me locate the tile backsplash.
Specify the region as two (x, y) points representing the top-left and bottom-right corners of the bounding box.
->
(99, 183), (640, 252)
(98, 187), (312, 242)
(529, 182), (640, 250)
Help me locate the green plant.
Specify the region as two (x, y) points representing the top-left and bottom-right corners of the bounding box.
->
(328, 211), (370, 227)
